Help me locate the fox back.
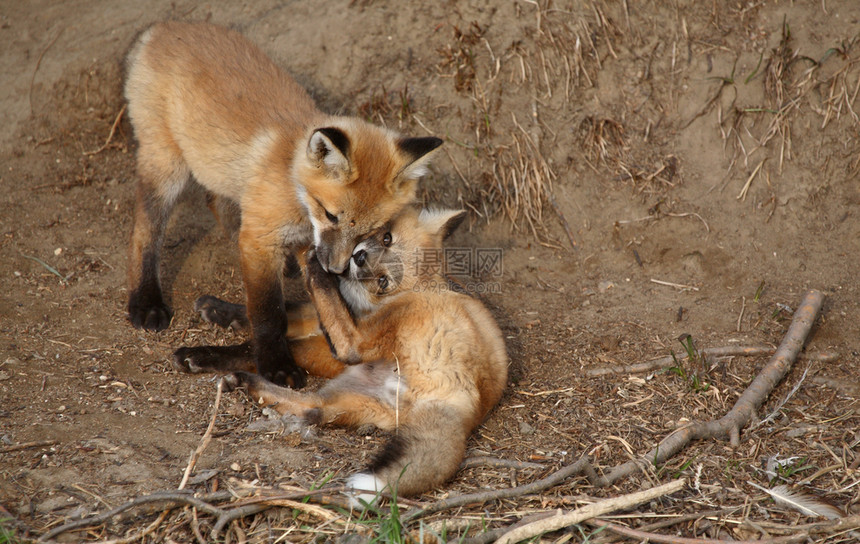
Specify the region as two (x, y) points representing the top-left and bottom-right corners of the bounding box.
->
(124, 22), (442, 388)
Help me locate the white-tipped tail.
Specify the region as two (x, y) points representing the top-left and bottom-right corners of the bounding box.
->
(346, 472), (387, 510)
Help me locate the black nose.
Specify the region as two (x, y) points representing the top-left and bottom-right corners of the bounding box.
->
(353, 249), (367, 267)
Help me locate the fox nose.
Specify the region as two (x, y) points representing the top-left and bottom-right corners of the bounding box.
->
(353, 249), (367, 268)
(325, 261), (347, 275)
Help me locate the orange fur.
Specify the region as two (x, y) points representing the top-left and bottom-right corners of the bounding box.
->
(233, 208), (508, 499)
(124, 22), (441, 385)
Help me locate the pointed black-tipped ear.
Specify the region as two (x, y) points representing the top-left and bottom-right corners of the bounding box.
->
(398, 137), (443, 161)
(308, 127), (351, 173)
(441, 210), (467, 239)
(397, 137), (443, 179)
(418, 208), (468, 240)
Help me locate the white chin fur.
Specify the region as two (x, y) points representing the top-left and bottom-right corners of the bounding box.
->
(346, 473), (386, 510)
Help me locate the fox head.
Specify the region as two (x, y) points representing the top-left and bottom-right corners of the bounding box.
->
(294, 119), (442, 274)
(337, 207), (467, 315)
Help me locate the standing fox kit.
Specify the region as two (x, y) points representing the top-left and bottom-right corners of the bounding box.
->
(124, 21), (441, 387)
(226, 207), (509, 501)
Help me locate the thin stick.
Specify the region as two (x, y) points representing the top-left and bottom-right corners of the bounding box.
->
(83, 104), (127, 156)
(0, 440), (58, 453)
(602, 290), (825, 485)
(493, 478), (687, 544)
(97, 510), (170, 544)
(403, 454), (596, 523)
(211, 505), (268, 539)
(584, 345), (837, 377)
(591, 519), (807, 544)
(37, 492), (227, 542)
(29, 28), (64, 116)
(650, 278), (700, 291)
(750, 365), (810, 430)
(179, 378), (224, 490)
(460, 456), (546, 470)
(547, 191), (577, 249)
(736, 158), (765, 201)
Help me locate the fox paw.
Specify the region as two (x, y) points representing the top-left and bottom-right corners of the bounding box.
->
(128, 294), (171, 331)
(173, 347), (208, 373)
(194, 295), (249, 329)
(173, 343), (254, 374)
(260, 366), (307, 390)
(222, 372), (251, 392)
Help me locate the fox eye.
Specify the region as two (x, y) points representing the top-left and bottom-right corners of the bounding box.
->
(378, 276), (390, 290)
(324, 209), (338, 224)
(382, 232), (392, 247)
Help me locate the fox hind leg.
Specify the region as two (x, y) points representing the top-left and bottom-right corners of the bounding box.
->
(226, 371), (321, 418)
(127, 144), (191, 331)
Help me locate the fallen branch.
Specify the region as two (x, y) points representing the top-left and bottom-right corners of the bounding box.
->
(585, 346), (838, 377)
(37, 491), (228, 542)
(0, 440), (59, 453)
(601, 289), (825, 485)
(404, 454), (597, 523)
(493, 478), (687, 544)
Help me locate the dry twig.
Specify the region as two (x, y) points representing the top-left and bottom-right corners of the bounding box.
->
(83, 105), (126, 156)
(585, 345), (838, 377)
(591, 519), (808, 544)
(403, 454), (597, 523)
(493, 479), (687, 544)
(179, 377), (224, 490)
(0, 440), (58, 453)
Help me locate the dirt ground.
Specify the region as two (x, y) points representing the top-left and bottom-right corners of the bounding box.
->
(1, 1), (859, 542)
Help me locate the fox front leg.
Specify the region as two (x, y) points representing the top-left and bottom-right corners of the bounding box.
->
(239, 232), (307, 389)
(304, 251), (363, 364)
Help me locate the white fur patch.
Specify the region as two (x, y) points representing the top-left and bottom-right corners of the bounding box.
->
(381, 371), (407, 406)
(338, 277), (375, 316)
(405, 163), (429, 179)
(346, 473), (386, 510)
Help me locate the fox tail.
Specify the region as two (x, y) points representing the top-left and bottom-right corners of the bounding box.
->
(346, 401), (469, 508)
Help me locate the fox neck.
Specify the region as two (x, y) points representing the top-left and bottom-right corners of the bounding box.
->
(337, 277), (382, 318)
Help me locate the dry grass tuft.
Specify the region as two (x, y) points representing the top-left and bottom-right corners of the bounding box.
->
(437, 22), (485, 93)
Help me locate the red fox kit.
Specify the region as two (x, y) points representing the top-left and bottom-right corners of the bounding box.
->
(223, 207), (509, 502)
(124, 21), (441, 387)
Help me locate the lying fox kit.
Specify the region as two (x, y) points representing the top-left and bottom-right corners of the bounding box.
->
(226, 207), (509, 503)
(125, 21), (441, 387)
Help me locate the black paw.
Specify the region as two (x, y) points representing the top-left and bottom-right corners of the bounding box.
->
(260, 366), (307, 390)
(194, 295), (249, 329)
(223, 371), (253, 392)
(173, 346), (206, 373)
(304, 407), (323, 425)
(256, 337), (307, 389)
(173, 343), (254, 374)
(128, 291), (172, 331)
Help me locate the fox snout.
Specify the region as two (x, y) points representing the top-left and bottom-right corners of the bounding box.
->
(314, 243), (352, 275)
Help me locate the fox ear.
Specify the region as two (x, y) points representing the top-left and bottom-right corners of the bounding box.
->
(397, 137), (443, 180)
(308, 127), (351, 174)
(419, 208), (468, 240)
